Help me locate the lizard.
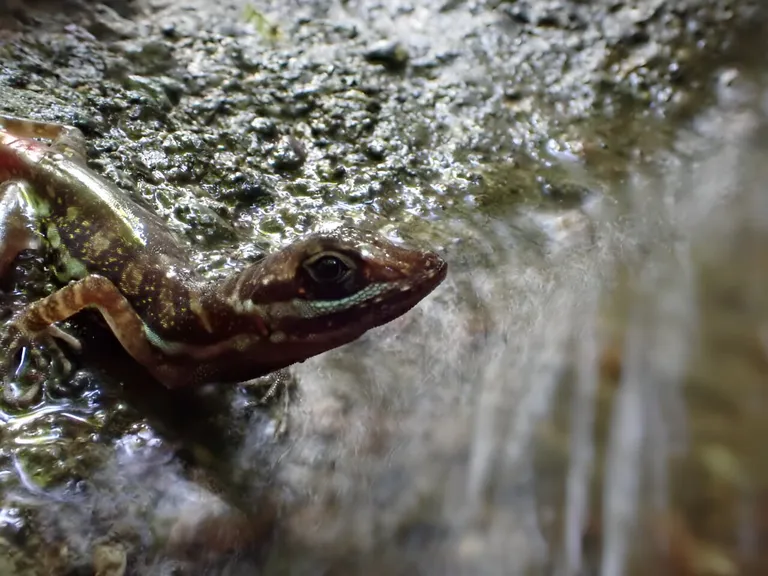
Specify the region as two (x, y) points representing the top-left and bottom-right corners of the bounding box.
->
(0, 115), (447, 407)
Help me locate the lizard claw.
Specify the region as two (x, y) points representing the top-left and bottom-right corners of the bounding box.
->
(3, 362), (45, 408)
(1, 321), (79, 408)
(240, 369), (294, 405)
(44, 324), (83, 353)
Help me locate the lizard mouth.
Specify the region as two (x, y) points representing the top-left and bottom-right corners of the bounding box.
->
(355, 249), (446, 325)
(365, 257), (448, 328)
(276, 252), (447, 345)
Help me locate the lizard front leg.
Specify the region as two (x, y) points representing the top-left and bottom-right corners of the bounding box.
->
(1, 274), (161, 407)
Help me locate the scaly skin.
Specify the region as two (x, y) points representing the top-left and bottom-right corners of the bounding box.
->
(0, 115), (447, 406)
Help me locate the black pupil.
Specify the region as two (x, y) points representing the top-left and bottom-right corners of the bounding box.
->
(311, 256), (347, 282)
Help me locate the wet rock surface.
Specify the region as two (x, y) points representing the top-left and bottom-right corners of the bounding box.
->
(0, 0), (764, 574)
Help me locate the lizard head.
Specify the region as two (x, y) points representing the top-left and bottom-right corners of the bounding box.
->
(226, 226), (447, 366)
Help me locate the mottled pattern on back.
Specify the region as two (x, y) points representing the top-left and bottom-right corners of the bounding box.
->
(27, 155), (215, 342)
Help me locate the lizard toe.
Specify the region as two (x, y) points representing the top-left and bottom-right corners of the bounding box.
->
(2, 371), (43, 408)
(0, 323), (77, 408)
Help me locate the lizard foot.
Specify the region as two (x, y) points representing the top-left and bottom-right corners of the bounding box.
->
(240, 369), (294, 406)
(1, 321), (81, 408)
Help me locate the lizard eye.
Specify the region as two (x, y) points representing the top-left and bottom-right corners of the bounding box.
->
(304, 253), (353, 285)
